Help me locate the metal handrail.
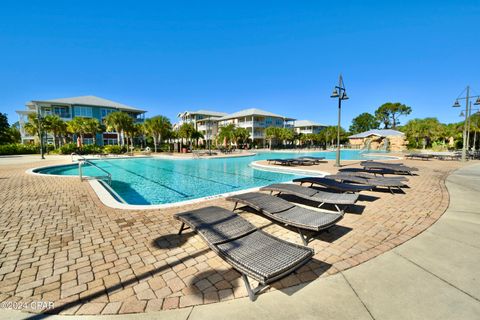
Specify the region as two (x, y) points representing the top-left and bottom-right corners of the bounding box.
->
(77, 157), (112, 185)
(71, 152), (86, 162)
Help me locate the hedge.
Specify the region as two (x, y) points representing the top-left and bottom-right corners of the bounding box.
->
(0, 144), (39, 155)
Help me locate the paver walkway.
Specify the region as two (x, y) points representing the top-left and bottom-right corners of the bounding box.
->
(0, 155), (476, 318)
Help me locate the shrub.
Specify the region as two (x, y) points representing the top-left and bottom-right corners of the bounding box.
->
(104, 145), (125, 154)
(0, 143), (39, 155)
(81, 144), (103, 154)
(58, 143), (78, 155)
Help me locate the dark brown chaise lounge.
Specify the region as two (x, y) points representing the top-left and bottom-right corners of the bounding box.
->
(337, 169), (409, 182)
(174, 206), (313, 301)
(293, 177), (374, 193)
(260, 183), (358, 213)
(226, 192), (343, 245)
(324, 174), (407, 194)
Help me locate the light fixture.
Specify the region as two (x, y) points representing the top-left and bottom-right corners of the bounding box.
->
(475, 97), (480, 105)
(460, 111), (465, 117)
(453, 100), (461, 108)
(342, 92), (349, 100)
(330, 88), (339, 98)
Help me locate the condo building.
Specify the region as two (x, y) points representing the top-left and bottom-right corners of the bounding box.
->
(17, 95), (146, 145)
(293, 120), (327, 135)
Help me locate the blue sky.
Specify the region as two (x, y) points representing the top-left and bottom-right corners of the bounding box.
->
(0, 0), (479, 127)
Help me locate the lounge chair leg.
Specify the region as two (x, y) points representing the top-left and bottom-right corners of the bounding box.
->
(297, 228), (309, 246)
(177, 223), (189, 235)
(317, 202), (325, 209)
(334, 204), (341, 213)
(233, 202), (238, 211)
(241, 274), (266, 302)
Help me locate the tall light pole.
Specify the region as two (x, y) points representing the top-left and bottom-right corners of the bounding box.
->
(36, 105), (45, 160)
(330, 74), (349, 167)
(453, 87), (480, 161)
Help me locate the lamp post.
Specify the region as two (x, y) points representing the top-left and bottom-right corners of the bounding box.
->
(452, 86), (480, 162)
(207, 118), (212, 155)
(330, 74), (349, 167)
(36, 105), (45, 160)
(459, 103), (480, 154)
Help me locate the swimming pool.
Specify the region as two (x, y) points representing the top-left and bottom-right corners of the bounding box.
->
(35, 150), (390, 206)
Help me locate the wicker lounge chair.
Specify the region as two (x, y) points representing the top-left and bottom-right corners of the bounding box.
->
(405, 153), (434, 160)
(361, 161), (418, 175)
(226, 192), (343, 245)
(325, 174), (406, 194)
(298, 156), (326, 164)
(337, 169), (409, 182)
(288, 158), (315, 165)
(293, 177), (374, 193)
(260, 183), (358, 213)
(267, 159), (294, 166)
(175, 206), (313, 301)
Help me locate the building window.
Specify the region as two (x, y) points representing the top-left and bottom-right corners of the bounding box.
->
(74, 106), (93, 118)
(83, 138), (94, 145)
(101, 108), (115, 118)
(52, 106), (70, 118)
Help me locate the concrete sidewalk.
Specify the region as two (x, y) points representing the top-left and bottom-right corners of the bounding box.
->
(3, 163), (480, 320)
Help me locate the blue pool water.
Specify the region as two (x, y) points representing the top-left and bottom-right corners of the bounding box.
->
(36, 150), (390, 205)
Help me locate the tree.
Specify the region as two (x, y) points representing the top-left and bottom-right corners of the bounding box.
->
(279, 128), (295, 146)
(44, 115), (67, 148)
(233, 127), (250, 147)
(349, 112), (380, 134)
(23, 113), (42, 143)
(375, 102), (412, 129)
(178, 122), (196, 150)
(217, 124), (236, 147)
(83, 118), (102, 145)
(67, 117), (88, 145)
(0, 113), (21, 144)
(265, 126), (281, 149)
(0, 113), (11, 144)
(401, 118), (444, 149)
(144, 116), (172, 152)
(104, 111), (134, 146)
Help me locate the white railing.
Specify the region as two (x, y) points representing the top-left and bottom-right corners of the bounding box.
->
(72, 153), (112, 185)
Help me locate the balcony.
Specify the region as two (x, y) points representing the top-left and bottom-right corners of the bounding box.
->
(237, 121), (266, 128)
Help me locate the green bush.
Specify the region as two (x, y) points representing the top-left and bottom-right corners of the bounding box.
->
(82, 144), (104, 154)
(0, 143), (39, 155)
(58, 143), (78, 155)
(104, 145), (125, 154)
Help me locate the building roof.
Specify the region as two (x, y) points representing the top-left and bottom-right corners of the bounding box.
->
(217, 108), (295, 121)
(348, 129), (405, 139)
(178, 110), (228, 117)
(294, 120), (328, 128)
(28, 95), (146, 113)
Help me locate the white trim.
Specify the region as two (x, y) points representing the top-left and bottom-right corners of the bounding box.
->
(89, 179), (265, 210)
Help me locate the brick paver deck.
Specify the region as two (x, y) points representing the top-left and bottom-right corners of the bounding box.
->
(0, 155), (467, 315)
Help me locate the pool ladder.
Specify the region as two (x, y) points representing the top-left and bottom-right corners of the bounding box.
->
(72, 153), (112, 185)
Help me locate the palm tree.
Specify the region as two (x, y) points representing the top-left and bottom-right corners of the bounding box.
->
(83, 118), (102, 145)
(144, 116), (172, 152)
(104, 111), (134, 146)
(279, 128), (295, 147)
(178, 122), (196, 150)
(67, 117), (88, 145)
(265, 126), (281, 149)
(23, 113), (42, 143)
(43, 115), (66, 148)
(217, 124), (236, 147)
(233, 127), (250, 147)
(323, 126), (338, 148)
